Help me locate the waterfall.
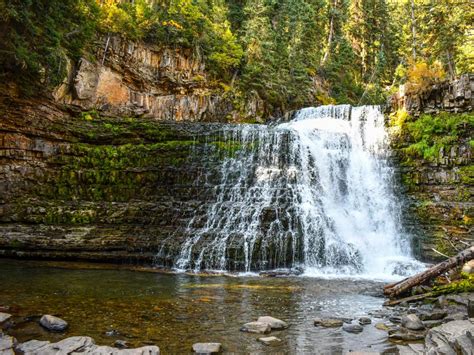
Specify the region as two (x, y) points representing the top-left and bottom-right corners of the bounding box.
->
(160, 105), (423, 278)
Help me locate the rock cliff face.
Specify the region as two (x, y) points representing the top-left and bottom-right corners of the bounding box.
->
(390, 76), (473, 261)
(0, 97), (234, 263)
(54, 36), (264, 122)
(391, 74), (473, 116)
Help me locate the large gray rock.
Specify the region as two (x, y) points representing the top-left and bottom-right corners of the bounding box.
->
(425, 319), (474, 355)
(0, 313), (11, 323)
(42, 336), (95, 353)
(240, 321), (271, 334)
(39, 314), (68, 332)
(418, 310), (447, 321)
(402, 314), (425, 331)
(192, 342), (221, 354)
(257, 316), (288, 330)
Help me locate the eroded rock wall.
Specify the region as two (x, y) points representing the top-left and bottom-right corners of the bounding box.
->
(54, 36), (264, 122)
(0, 97), (232, 263)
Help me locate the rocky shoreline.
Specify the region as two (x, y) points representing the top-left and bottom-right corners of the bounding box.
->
(2, 290), (473, 354)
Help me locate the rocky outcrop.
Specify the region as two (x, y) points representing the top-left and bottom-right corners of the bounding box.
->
(392, 74), (473, 116)
(54, 36), (264, 122)
(0, 97), (232, 264)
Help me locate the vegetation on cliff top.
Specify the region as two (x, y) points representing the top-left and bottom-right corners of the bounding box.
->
(0, 0), (472, 108)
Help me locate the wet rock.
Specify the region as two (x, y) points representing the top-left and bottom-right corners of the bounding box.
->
(39, 314), (68, 331)
(401, 314), (425, 331)
(15, 339), (50, 353)
(418, 310), (447, 321)
(240, 322), (271, 334)
(192, 342), (221, 354)
(389, 329), (426, 341)
(389, 315), (402, 324)
(314, 318), (343, 327)
(0, 313), (12, 323)
(91, 345), (160, 354)
(425, 320), (474, 354)
(257, 336), (281, 346)
(114, 340), (129, 349)
(342, 324), (363, 333)
(259, 268), (303, 277)
(422, 320), (444, 328)
(468, 300), (474, 318)
(257, 316), (288, 330)
(359, 317), (371, 325)
(444, 312), (468, 322)
(374, 322), (390, 331)
(106, 329), (121, 337)
(0, 333), (17, 354)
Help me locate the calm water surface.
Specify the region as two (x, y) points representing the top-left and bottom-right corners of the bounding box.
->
(0, 259), (397, 353)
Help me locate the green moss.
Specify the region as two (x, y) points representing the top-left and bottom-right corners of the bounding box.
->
(432, 273), (474, 295)
(459, 165), (474, 184)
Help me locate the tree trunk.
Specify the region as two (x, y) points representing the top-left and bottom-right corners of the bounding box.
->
(410, 0), (417, 60)
(321, 0), (337, 66)
(384, 246), (474, 299)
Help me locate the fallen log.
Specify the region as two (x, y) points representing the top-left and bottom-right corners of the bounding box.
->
(383, 292), (434, 306)
(384, 246), (474, 299)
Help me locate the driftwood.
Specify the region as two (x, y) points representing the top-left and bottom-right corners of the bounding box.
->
(384, 246), (474, 299)
(383, 292), (434, 306)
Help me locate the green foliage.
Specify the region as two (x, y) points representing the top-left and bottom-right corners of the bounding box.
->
(0, 0), (99, 94)
(403, 112), (474, 161)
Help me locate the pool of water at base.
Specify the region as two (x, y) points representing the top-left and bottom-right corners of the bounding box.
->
(0, 259), (398, 354)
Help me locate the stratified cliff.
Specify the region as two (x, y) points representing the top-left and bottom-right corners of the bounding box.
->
(390, 75), (473, 261)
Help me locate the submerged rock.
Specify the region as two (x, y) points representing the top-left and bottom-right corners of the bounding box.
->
(0, 313), (12, 323)
(257, 316), (288, 330)
(358, 317), (371, 325)
(192, 342), (221, 354)
(114, 340), (129, 349)
(258, 336), (281, 346)
(401, 314), (424, 331)
(240, 322), (271, 334)
(39, 314), (68, 332)
(314, 318), (343, 327)
(342, 324), (363, 333)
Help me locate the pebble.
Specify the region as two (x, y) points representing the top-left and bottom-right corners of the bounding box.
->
(258, 336), (282, 346)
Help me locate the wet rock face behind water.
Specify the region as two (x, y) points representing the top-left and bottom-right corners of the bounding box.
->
(0, 98), (231, 263)
(54, 36), (264, 122)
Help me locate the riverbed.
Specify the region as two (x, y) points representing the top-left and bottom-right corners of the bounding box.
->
(0, 259), (398, 353)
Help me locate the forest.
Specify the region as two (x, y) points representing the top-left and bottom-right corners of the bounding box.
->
(0, 0), (472, 109)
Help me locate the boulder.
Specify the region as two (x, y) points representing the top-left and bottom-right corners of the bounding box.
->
(418, 310), (447, 321)
(342, 324), (363, 333)
(42, 336), (95, 353)
(314, 318), (343, 327)
(40, 314), (69, 332)
(257, 316), (288, 330)
(0, 313), (12, 323)
(425, 320), (474, 355)
(389, 329), (426, 342)
(401, 314), (425, 331)
(192, 342), (221, 354)
(258, 336), (281, 346)
(240, 322), (271, 334)
(359, 317), (372, 325)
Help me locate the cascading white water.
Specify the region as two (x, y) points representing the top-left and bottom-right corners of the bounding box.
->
(166, 105), (423, 278)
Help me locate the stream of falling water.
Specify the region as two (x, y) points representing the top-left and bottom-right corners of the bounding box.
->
(164, 105), (424, 278)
